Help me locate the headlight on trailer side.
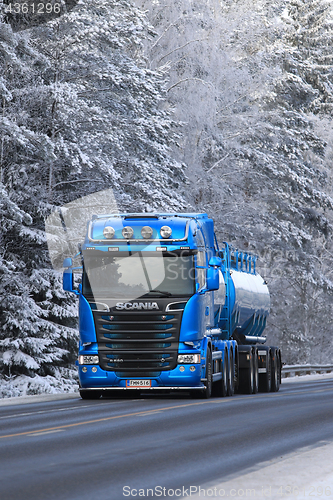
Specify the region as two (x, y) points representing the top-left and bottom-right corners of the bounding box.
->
(78, 355), (99, 365)
(177, 354), (201, 364)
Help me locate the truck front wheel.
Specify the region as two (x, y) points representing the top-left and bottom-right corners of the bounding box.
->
(202, 347), (213, 399)
(227, 348), (235, 396)
(80, 390), (101, 400)
(212, 348), (228, 397)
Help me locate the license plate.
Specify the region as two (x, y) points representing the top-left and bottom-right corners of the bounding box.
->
(126, 379), (151, 388)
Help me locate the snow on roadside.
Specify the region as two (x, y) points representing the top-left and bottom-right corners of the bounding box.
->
(282, 372), (333, 383)
(0, 370), (332, 401)
(184, 440), (333, 499)
(0, 368), (78, 399)
(182, 373), (333, 499)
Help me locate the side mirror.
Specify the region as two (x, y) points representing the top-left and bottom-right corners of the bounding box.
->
(206, 267), (219, 291)
(63, 257), (73, 268)
(63, 269), (75, 293)
(208, 256), (222, 268)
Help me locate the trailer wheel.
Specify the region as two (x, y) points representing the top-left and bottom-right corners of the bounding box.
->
(271, 348), (280, 392)
(238, 354), (254, 394)
(259, 348), (271, 392)
(212, 349), (228, 397)
(253, 348), (259, 394)
(227, 348), (235, 396)
(80, 390), (101, 400)
(202, 347), (213, 399)
(234, 347), (239, 392)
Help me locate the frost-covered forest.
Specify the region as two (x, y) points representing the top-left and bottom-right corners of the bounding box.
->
(1, 0), (333, 396)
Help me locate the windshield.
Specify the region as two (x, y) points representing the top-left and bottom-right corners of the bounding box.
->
(82, 252), (195, 298)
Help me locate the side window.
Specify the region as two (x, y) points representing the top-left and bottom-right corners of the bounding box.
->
(196, 250), (207, 290)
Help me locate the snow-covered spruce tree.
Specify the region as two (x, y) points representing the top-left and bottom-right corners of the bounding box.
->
(25, 0), (187, 212)
(278, 0), (333, 117)
(0, 185), (78, 395)
(0, 0), (188, 394)
(0, 17), (79, 395)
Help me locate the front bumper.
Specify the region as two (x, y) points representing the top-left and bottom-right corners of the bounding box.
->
(78, 362), (203, 390)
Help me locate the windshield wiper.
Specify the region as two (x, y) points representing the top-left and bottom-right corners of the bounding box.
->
(144, 289), (172, 297)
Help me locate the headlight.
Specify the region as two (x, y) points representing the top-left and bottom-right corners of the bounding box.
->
(78, 355), (99, 365)
(141, 226), (153, 239)
(103, 226), (115, 239)
(122, 226), (134, 239)
(160, 226), (172, 238)
(177, 354), (201, 364)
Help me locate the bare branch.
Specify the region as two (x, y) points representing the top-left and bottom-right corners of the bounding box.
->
(217, 114), (257, 120)
(206, 154), (230, 173)
(151, 19), (184, 50)
(52, 179), (104, 189)
(167, 77), (214, 92)
(223, 132), (242, 140)
(216, 94), (248, 114)
(77, 88), (114, 96)
(158, 38), (208, 63)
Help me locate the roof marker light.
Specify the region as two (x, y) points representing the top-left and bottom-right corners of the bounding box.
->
(103, 226), (115, 239)
(122, 226), (134, 239)
(141, 226), (153, 239)
(160, 226), (172, 238)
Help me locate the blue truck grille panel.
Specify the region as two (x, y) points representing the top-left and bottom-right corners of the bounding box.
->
(93, 306), (183, 374)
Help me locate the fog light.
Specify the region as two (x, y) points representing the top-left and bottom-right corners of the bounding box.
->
(92, 367), (98, 373)
(78, 355), (99, 365)
(82, 367), (87, 373)
(190, 366), (196, 372)
(179, 366), (185, 372)
(177, 354), (201, 364)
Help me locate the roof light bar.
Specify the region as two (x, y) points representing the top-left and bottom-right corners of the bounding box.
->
(122, 226), (134, 239)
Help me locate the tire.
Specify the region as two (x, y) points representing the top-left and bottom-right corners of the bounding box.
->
(227, 348), (235, 396)
(202, 347), (213, 399)
(212, 349), (228, 397)
(239, 353), (254, 394)
(271, 348), (280, 392)
(234, 347), (239, 392)
(253, 348), (259, 394)
(278, 350), (282, 386)
(259, 348), (271, 393)
(80, 390), (101, 400)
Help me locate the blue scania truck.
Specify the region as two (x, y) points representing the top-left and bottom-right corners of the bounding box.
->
(63, 213), (281, 399)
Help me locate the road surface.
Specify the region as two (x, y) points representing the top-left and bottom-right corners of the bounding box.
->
(0, 375), (333, 500)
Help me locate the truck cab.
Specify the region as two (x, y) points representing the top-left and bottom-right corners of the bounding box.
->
(63, 213), (280, 399)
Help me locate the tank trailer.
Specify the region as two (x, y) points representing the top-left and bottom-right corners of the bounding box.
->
(63, 213), (281, 399)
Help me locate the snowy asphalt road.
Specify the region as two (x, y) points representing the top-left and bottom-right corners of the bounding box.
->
(0, 376), (333, 500)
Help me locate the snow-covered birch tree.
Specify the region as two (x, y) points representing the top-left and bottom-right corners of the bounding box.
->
(135, 0), (333, 362)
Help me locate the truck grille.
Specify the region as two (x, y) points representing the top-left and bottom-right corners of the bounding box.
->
(93, 305), (184, 375)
